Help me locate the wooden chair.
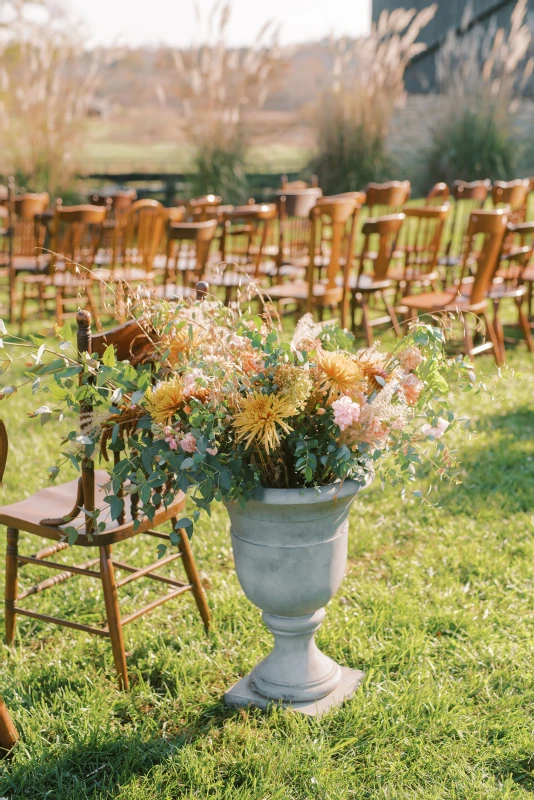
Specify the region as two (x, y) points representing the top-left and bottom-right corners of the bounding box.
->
(266, 195), (360, 325)
(492, 179), (530, 223)
(187, 195), (222, 222)
(211, 203), (279, 302)
(0, 696), (17, 753)
(89, 189), (137, 219)
(364, 181), (411, 217)
(401, 208), (508, 366)
(390, 205), (450, 298)
(426, 182), (450, 205)
(273, 187), (323, 279)
(440, 179), (491, 277)
(346, 214), (404, 345)
(2, 303), (210, 690)
(490, 220), (534, 357)
(19, 205), (106, 331)
(99, 199), (166, 287)
(159, 218), (218, 300)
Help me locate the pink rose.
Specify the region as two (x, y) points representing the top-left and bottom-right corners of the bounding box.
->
(179, 432), (197, 453)
(167, 438), (178, 450)
(399, 346), (423, 372)
(332, 396), (361, 432)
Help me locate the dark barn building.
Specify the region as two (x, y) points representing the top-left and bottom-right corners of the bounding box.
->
(372, 0), (534, 93)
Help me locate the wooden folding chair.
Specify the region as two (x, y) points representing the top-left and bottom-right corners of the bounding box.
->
(402, 208), (508, 366)
(2, 304), (210, 690)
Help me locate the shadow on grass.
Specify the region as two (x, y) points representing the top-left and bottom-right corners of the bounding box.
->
(0, 699), (239, 799)
(438, 405), (534, 516)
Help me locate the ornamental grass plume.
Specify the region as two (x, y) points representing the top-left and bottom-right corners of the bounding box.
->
(233, 392), (296, 454)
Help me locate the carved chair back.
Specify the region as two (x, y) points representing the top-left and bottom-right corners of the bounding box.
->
(47, 205), (107, 276)
(426, 182), (450, 205)
(187, 195), (222, 222)
(163, 218), (218, 289)
(458, 209), (508, 306)
(354, 214), (405, 283)
(364, 181), (411, 216)
(399, 204), (450, 278)
(118, 199), (166, 273)
(276, 187), (323, 267)
(220, 203), (278, 277)
(11, 193), (49, 258)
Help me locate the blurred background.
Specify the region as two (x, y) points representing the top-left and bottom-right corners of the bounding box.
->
(0, 0), (532, 203)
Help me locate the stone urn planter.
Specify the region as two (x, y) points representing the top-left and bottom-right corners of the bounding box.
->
(224, 477), (371, 716)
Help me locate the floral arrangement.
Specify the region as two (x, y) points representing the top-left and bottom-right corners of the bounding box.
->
(0, 296), (472, 542)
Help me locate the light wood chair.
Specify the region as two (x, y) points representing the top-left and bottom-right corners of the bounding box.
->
(346, 214), (404, 345)
(0, 696), (17, 754)
(19, 205), (106, 331)
(159, 218), (218, 300)
(279, 175), (319, 191)
(2, 303), (210, 690)
(187, 195), (222, 222)
(490, 220), (534, 357)
(364, 181), (411, 217)
(440, 179), (491, 278)
(273, 187), (323, 279)
(390, 204), (450, 298)
(89, 189), (137, 219)
(492, 179), (530, 223)
(402, 208), (508, 366)
(267, 195), (360, 325)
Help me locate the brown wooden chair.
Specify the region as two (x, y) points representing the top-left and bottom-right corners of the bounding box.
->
(364, 181), (411, 217)
(89, 189), (137, 219)
(158, 218), (218, 300)
(2, 304), (210, 690)
(490, 220), (534, 357)
(346, 214), (404, 345)
(19, 205), (106, 331)
(390, 205), (450, 298)
(426, 182), (450, 205)
(273, 187), (323, 279)
(187, 195), (222, 222)
(492, 179), (530, 223)
(440, 179), (491, 277)
(402, 208), (508, 366)
(266, 195), (360, 325)
(0, 696), (17, 754)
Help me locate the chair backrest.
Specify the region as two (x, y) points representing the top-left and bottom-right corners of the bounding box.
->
(187, 195), (222, 222)
(220, 203), (277, 276)
(444, 180), (492, 260)
(48, 205), (107, 275)
(276, 188), (323, 266)
(401, 204), (450, 275)
(355, 214), (405, 282)
(9, 193), (50, 258)
(307, 196), (360, 307)
(492, 179), (530, 221)
(459, 208), (508, 306)
(164, 218), (218, 287)
(120, 199), (166, 272)
(452, 179), (491, 203)
(495, 220), (534, 287)
(364, 181), (411, 216)
(426, 182), (450, 205)
(13, 193), (49, 218)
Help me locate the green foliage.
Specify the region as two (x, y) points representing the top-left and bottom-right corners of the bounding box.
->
(309, 117), (393, 196)
(192, 145), (249, 205)
(425, 105), (519, 188)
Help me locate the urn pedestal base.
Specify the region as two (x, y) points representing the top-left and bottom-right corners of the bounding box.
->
(224, 666), (364, 717)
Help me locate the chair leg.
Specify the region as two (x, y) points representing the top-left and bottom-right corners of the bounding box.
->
(99, 545), (129, 690)
(0, 695), (18, 753)
(516, 296), (534, 353)
(462, 314), (475, 361)
(5, 528), (18, 645)
(55, 289), (64, 328)
(18, 285), (28, 336)
(382, 292), (402, 338)
(481, 311), (504, 367)
(173, 521), (211, 631)
(360, 298), (373, 347)
(491, 298), (505, 361)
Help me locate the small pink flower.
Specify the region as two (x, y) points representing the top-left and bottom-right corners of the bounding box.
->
(391, 417), (405, 431)
(167, 438), (178, 450)
(400, 374), (423, 406)
(400, 346), (423, 372)
(361, 418), (390, 444)
(421, 418), (449, 439)
(163, 426), (173, 437)
(332, 395), (361, 432)
(206, 446), (218, 456)
(179, 432), (197, 453)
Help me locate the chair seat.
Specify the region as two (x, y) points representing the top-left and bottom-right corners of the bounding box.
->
(488, 282), (527, 300)
(346, 274), (392, 292)
(207, 271), (252, 287)
(0, 470), (186, 546)
(267, 280), (343, 304)
(93, 267), (154, 283)
(153, 284), (197, 300)
(13, 255), (50, 273)
(388, 266), (439, 283)
(401, 290), (481, 312)
(22, 271), (88, 288)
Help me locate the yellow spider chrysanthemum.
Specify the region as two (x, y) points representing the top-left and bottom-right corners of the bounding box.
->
(233, 392), (296, 454)
(317, 352), (364, 402)
(144, 377), (184, 425)
(164, 327), (207, 364)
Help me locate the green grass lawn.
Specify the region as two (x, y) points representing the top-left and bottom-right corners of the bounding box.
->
(0, 312), (533, 798)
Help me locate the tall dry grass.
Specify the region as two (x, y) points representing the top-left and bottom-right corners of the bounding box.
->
(173, 0), (283, 203)
(0, 2), (112, 195)
(427, 0), (533, 186)
(308, 5), (437, 195)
